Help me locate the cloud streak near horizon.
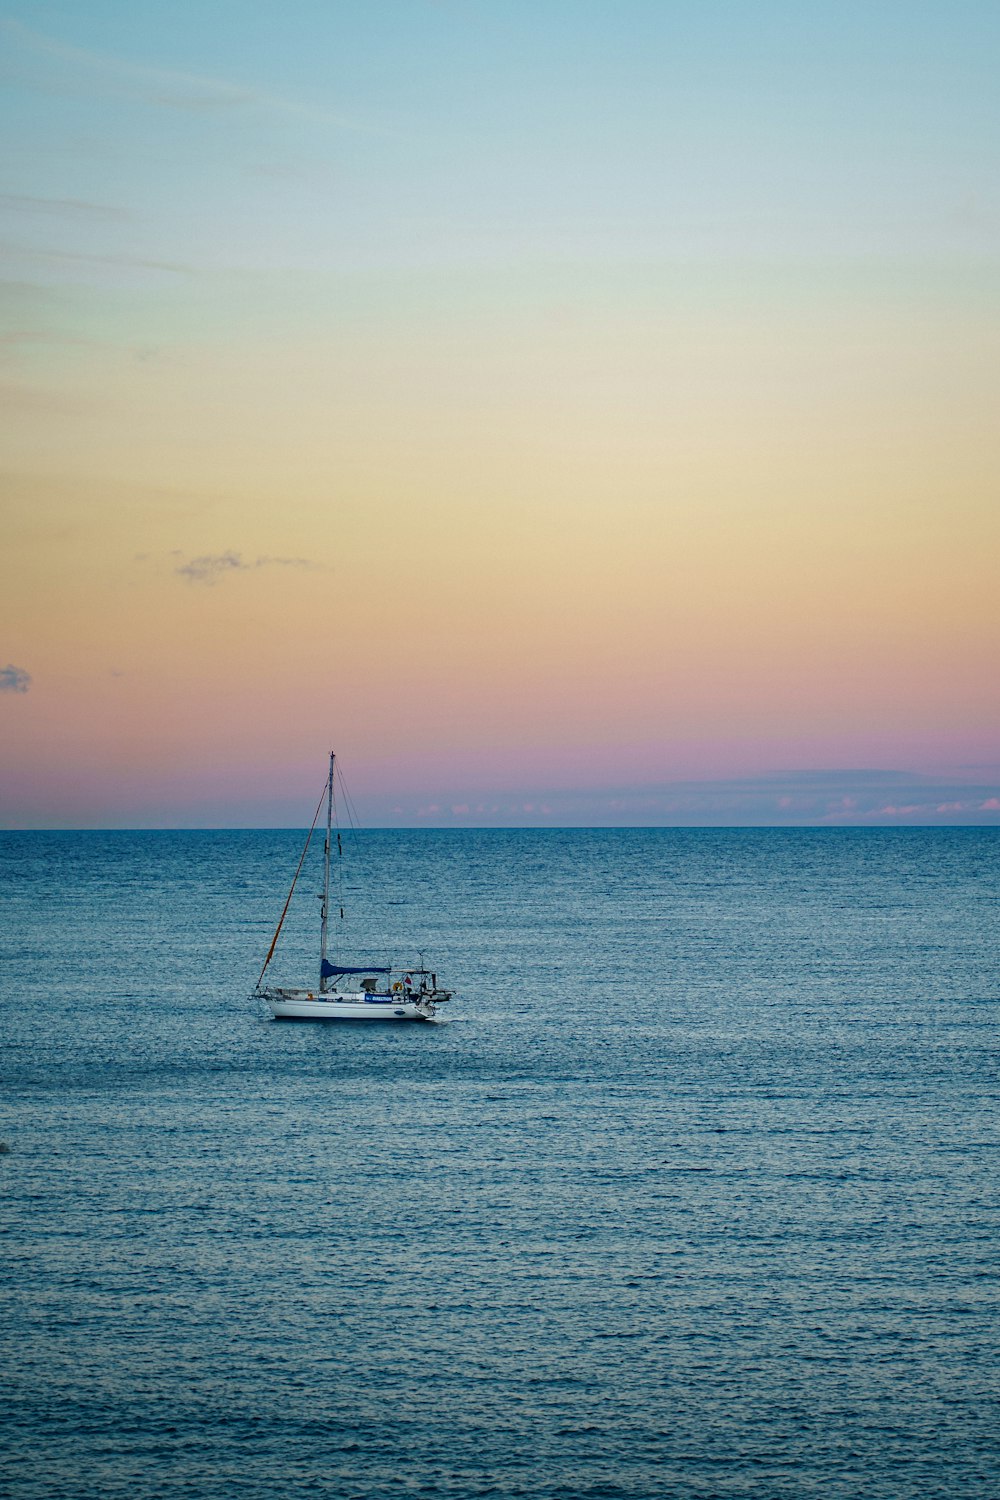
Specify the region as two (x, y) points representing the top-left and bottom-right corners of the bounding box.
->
(372, 769), (1000, 830)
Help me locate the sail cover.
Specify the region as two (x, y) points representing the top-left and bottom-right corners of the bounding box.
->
(320, 960), (391, 978)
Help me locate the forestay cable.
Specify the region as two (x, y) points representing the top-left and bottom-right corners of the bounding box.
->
(255, 778), (327, 990)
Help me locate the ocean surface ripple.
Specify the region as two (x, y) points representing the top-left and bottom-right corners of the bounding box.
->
(2, 828), (998, 1499)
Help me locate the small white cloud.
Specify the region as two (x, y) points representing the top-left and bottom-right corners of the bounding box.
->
(0, 663), (31, 692)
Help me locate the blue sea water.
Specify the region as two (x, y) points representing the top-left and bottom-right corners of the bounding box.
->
(1, 827), (998, 1500)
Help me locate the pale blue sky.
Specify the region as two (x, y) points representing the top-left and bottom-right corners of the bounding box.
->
(4, 0), (999, 280)
(3, 2), (999, 825)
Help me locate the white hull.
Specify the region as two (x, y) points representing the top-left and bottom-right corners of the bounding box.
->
(254, 756), (454, 1026)
(265, 988), (437, 1022)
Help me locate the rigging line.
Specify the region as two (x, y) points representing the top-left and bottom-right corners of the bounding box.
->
(334, 763), (365, 940)
(335, 762), (364, 834)
(331, 757), (346, 935)
(335, 765), (365, 863)
(255, 779), (327, 990)
(336, 762), (392, 963)
(336, 764), (365, 841)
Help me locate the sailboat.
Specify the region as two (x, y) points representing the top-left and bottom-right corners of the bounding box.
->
(254, 753), (453, 1022)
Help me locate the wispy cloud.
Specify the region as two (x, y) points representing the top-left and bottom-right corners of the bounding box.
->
(2, 17), (392, 135)
(0, 193), (127, 222)
(176, 551), (245, 584)
(3, 16), (273, 113)
(0, 239), (189, 277)
(0, 664), (31, 693)
(0, 378), (96, 414)
(175, 551), (315, 584)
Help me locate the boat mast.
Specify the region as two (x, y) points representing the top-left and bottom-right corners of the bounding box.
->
(319, 750), (334, 991)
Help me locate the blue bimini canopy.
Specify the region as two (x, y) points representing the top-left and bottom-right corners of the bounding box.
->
(320, 960), (391, 978)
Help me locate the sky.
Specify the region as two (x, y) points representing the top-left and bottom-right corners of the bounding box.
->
(2, 0), (999, 827)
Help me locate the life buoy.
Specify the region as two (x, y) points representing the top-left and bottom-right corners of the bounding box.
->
(392, 981), (403, 992)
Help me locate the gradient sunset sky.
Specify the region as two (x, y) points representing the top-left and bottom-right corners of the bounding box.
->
(2, 0), (998, 827)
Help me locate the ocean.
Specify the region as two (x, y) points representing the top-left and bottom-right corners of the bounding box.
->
(1, 827), (998, 1499)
